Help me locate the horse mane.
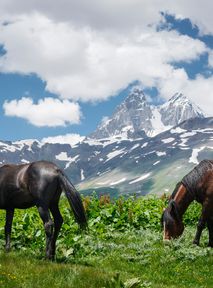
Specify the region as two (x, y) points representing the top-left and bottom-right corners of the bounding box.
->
(181, 159), (213, 197)
(170, 182), (182, 199)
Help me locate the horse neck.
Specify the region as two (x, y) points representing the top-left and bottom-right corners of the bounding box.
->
(172, 184), (194, 217)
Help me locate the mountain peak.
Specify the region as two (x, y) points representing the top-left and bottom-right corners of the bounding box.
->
(127, 86), (146, 102)
(168, 92), (197, 106)
(160, 92), (205, 126)
(169, 92), (185, 102)
(89, 86), (152, 139)
(89, 88), (205, 140)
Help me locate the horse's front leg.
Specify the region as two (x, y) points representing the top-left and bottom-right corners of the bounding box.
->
(37, 205), (54, 260)
(207, 218), (213, 247)
(193, 215), (206, 246)
(5, 209), (14, 252)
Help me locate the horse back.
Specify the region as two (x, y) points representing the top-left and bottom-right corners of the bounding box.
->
(181, 159), (213, 203)
(0, 161), (63, 209)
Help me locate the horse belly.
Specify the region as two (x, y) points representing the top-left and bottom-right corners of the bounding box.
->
(6, 188), (35, 209)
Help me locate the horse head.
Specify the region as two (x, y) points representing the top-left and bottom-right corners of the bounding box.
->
(161, 200), (184, 240)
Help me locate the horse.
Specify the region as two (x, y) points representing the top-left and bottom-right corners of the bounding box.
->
(0, 160), (87, 260)
(162, 159), (213, 247)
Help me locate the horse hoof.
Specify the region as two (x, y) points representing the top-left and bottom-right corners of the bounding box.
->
(45, 254), (55, 261)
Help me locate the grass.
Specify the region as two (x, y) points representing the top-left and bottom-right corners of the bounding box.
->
(0, 228), (213, 288)
(0, 195), (212, 287)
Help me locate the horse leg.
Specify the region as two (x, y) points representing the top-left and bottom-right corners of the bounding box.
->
(5, 209), (14, 252)
(193, 200), (213, 246)
(37, 205), (54, 260)
(51, 206), (63, 257)
(50, 204), (63, 258)
(193, 216), (206, 245)
(207, 218), (213, 247)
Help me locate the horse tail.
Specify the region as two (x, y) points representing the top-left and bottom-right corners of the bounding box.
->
(57, 169), (87, 229)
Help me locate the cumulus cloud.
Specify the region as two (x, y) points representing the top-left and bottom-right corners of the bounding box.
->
(0, 13), (207, 101)
(0, 1), (213, 35)
(3, 97), (81, 127)
(0, 0), (212, 117)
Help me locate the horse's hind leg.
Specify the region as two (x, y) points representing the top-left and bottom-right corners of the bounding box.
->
(50, 203), (63, 258)
(5, 209), (14, 252)
(207, 218), (213, 247)
(37, 205), (54, 260)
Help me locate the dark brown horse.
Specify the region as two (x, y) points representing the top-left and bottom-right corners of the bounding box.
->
(162, 159), (213, 247)
(0, 160), (87, 259)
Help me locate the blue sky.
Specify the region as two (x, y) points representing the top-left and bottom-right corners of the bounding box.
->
(0, 1), (212, 142)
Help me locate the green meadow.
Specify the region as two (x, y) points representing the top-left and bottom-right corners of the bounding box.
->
(0, 195), (212, 288)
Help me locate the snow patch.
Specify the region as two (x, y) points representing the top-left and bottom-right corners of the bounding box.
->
(189, 147), (204, 164)
(105, 149), (125, 162)
(129, 173), (151, 184)
(110, 178), (126, 185)
(189, 146), (213, 164)
(149, 107), (171, 136)
(21, 159), (29, 163)
(14, 139), (38, 151)
(130, 144), (140, 151)
(161, 137), (175, 144)
(80, 169), (85, 181)
(170, 127), (186, 134)
(42, 134), (85, 146)
(197, 128), (213, 134)
(55, 152), (79, 169)
(141, 142), (148, 148)
(179, 138), (188, 147)
(181, 131), (197, 138)
(156, 151), (166, 156)
(0, 142), (19, 152)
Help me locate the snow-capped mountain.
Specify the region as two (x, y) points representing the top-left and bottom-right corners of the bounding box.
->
(0, 85), (211, 197)
(89, 87), (205, 139)
(89, 87), (152, 139)
(0, 117), (212, 196)
(159, 92), (205, 127)
(77, 117), (213, 196)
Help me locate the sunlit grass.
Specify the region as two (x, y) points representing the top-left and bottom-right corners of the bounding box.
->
(0, 195), (212, 287)
(0, 228), (212, 288)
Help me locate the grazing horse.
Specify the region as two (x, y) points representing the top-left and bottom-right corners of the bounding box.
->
(0, 160), (87, 259)
(162, 159), (213, 247)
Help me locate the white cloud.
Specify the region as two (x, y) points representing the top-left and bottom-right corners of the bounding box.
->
(0, 1), (213, 35)
(0, 1), (212, 116)
(3, 97), (81, 127)
(0, 13), (207, 101)
(42, 133), (85, 145)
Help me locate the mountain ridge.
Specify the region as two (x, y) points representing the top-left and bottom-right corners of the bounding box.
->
(0, 117), (212, 196)
(89, 87), (205, 139)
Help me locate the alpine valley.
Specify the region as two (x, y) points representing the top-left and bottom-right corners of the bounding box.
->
(1, 86), (212, 196)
